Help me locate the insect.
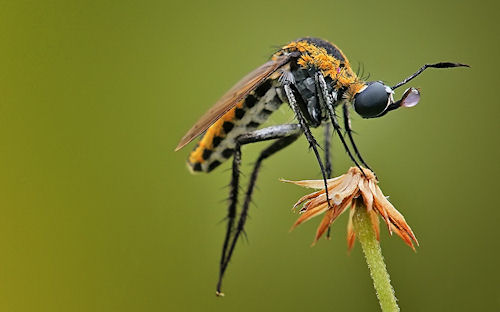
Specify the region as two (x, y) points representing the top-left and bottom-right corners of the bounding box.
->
(175, 37), (467, 295)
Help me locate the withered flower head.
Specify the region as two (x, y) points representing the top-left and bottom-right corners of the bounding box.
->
(282, 167), (418, 250)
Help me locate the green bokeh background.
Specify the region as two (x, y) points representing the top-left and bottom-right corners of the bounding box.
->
(0, 0), (498, 311)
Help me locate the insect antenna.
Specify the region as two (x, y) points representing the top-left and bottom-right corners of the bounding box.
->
(355, 61), (361, 77)
(392, 62), (469, 90)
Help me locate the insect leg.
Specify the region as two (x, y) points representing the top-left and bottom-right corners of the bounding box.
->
(342, 103), (373, 172)
(216, 123), (301, 296)
(218, 141), (242, 286)
(324, 122), (333, 239)
(315, 73), (367, 178)
(283, 84), (333, 207)
(324, 122), (333, 177)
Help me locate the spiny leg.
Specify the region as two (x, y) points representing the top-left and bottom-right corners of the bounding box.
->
(315, 73), (367, 178)
(324, 122), (334, 239)
(283, 83), (333, 207)
(324, 122), (333, 178)
(218, 142), (241, 283)
(342, 103), (373, 172)
(216, 124), (301, 295)
(218, 132), (301, 294)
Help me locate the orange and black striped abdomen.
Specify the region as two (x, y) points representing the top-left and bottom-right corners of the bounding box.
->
(188, 79), (283, 172)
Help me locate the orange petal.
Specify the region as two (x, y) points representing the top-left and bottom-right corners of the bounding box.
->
(374, 185), (418, 245)
(306, 177), (350, 208)
(326, 176), (347, 189)
(313, 208), (335, 244)
(291, 203), (329, 230)
(347, 232), (356, 252)
(370, 181), (392, 235)
(313, 194), (356, 244)
(335, 192), (357, 216)
(307, 173), (358, 208)
(389, 215), (419, 246)
(292, 189), (325, 210)
(280, 179), (325, 189)
(337, 173), (361, 200)
(358, 179), (374, 212)
(280, 175), (344, 189)
(374, 201), (391, 235)
(330, 174), (360, 205)
(390, 223), (415, 251)
(347, 201), (357, 250)
(369, 209), (380, 241)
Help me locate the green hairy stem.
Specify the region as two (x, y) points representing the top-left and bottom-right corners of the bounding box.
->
(353, 200), (399, 312)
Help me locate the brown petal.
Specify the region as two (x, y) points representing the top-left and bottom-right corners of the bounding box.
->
(374, 185), (418, 245)
(358, 179), (374, 212)
(292, 189), (325, 210)
(314, 194), (356, 244)
(306, 176), (351, 208)
(369, 209), (380, 241)
(334, 174), (361, 205)
(280, 175), (345, 189)
(370, 181), (392, 235)
(389, 214), (419, 247)
(311, 172), (358, 208)
(291, 203), (329, 230)
(347, 201), (357, 251)
(390, 223), (416, 251)
(313, 208), (336, 244)
(333, 192), (357, 219)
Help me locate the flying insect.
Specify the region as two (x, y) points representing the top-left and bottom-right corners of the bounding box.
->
(175, 37), (467, 295)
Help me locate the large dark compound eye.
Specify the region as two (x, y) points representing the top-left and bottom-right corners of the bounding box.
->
(354, 82), (391, 118)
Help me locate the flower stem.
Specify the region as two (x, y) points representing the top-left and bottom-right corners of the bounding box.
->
(353, 200), (399, 312)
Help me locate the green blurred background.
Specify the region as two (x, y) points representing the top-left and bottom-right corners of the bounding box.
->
(0, 0), (498, 311)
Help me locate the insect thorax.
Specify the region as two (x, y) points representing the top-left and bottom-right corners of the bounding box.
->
(275, 38), (365, 114)
(288, 66), (343, 127)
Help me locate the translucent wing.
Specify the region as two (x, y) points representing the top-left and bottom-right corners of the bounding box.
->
(175, 54), (293, 151)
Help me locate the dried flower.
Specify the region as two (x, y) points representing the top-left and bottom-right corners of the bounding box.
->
(282, 167), (418, 250)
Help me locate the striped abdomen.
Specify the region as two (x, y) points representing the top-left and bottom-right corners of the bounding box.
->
(188, 80), (283, 172)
